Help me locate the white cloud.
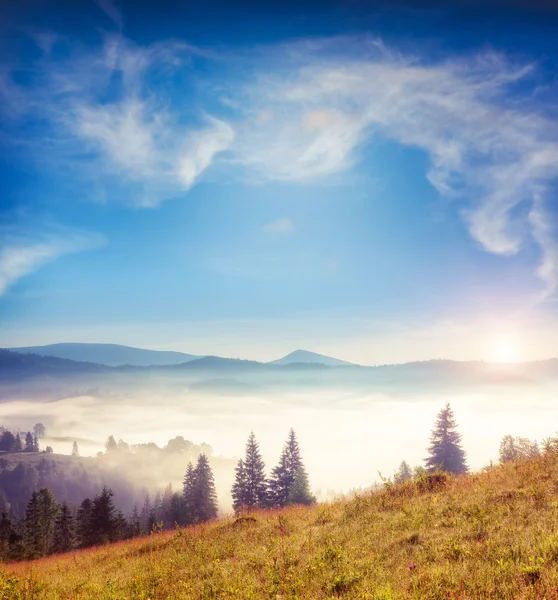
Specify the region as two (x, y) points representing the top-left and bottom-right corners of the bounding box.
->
(0, 227), (106, 296)
(232, 40), (558, 296)
(13, 34), (232, 208)
(263, 218), (294, 234)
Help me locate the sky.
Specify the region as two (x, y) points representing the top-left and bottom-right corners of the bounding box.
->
(1, 0), (558, 365)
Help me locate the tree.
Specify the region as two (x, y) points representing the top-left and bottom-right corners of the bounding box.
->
(72, 441), (79, 457)
(0, 431), (16, 452)
(15, 433), (22, 452)
(287, 466), (316, 505)
(234, 432), (268, 512)
(269, 429), (313, 508)
(33, 435), (40, 452)
(45, 446), (53, 453)
(24, 432), (34, 453)
(24, 488), (59, 558)
(499, 435), (539, 464)
(76, 498), (94, 548)
(231, 459), (249, 514)
(33, 423), (46, 438)
(182, 463), (197, 525)
(394, 460), (413, 484)
(425, 404), (467, 474)
(90, 486), (117, 544)
(105, 435), (118, 453)
(52, 503), (75, 554)
(184, 454), (218, 524)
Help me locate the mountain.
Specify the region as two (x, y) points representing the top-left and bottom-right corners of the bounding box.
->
(269, 349), (355, 366)
(8, 343), (200, 367)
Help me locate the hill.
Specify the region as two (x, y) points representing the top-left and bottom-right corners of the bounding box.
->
(270, 349), (355, 366)
(4, 454), (558, 598)
(8, 343), (200, 367)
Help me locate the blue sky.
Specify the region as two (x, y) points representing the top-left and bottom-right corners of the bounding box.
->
(1, 0), (558, 363)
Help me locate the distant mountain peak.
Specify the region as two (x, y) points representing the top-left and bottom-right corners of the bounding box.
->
(9, 343), (200, 368)
(269, 349), (354, 367)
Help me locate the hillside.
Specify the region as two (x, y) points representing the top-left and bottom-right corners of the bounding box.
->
(4, 455), (558, 598)
(8, 343), (200, 367)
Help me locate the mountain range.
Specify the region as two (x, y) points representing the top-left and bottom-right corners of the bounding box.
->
(8, 343), (354, 368)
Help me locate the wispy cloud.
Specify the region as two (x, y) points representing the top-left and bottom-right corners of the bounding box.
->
(232, 38), (558, 296)
(0, 225), (106, 296)
(3, 32), (558, 296)
(5, 34), (232, 207)
(263, 218), (294, 234)
(95, 0), (123, 30)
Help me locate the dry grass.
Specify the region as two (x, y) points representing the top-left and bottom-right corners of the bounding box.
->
(4, 454), (558, 599)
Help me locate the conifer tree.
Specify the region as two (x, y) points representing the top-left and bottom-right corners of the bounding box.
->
(129, 506), (142, 537)
(269, 429), (314, 507)
(91, 486), (117, 544)
(52, 503), (75, 554)
(76, 498), (94, 548)
(72, 441), (79, 457)
(15, 433), (22, 452)
(33, 435), (40, 452)
(140, 493), (152, 533)
(287, 466), (315, 505)
(425, 403), (468, 474)
(231, 459), (249, 514)
(24, 432), (34, 453)
(183, 462), (197, 525)
(234, 432), (268, 511)
(24, 488), (59, 558)
(190, 454), (218, 523)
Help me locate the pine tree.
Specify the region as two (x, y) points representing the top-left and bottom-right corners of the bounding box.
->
(231, 459), (249, 514)
(182, 462), (197, 525)
(129, 506), (142, 538)
(15, 433), (22, 452)
(235, 432), (268, 511)
(24, 488), (59, 558)
(52, 503), (75, 554)
(33, 435), (40, 452)
(425, 403), (468, 474)
(287, 466), (316, 505)
(72, 441), (79, 457)
(140, 493), (152, 533)
(269, 429), (313, 508)
(24, 432), (34, 453)
(76, 498), (94, 548)
(191, 454), (218, 523)
(90, 486), (117, 544)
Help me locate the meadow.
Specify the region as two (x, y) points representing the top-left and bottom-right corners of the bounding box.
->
(3, 452), (558, 599)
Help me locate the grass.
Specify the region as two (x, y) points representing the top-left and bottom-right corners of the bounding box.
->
(4, 454), (558, 599)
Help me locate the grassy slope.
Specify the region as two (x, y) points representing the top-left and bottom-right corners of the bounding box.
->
(4, 455), (558, 599)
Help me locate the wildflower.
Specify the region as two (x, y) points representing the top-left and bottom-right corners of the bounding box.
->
(409, 563), (417, 571)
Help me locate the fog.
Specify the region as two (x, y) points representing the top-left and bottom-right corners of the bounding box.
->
(3, 362), (558, 510)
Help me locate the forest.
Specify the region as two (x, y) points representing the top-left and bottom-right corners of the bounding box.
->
(0, 403), (544, 563)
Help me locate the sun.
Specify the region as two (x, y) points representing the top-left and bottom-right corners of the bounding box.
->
(490, 338), (520, 363)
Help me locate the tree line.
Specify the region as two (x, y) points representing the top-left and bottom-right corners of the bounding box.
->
(231, 429), (315, 513)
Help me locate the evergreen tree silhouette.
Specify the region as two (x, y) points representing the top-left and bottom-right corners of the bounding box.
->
(233, 432), (268, 512)
(76, 498), (94, 548)
(425, 403), (468, 474)
(52, 503), (75, 553)
(231, 459), (249, 514)
(191, 454), (218, 523)
(269, 429), (314, 507)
